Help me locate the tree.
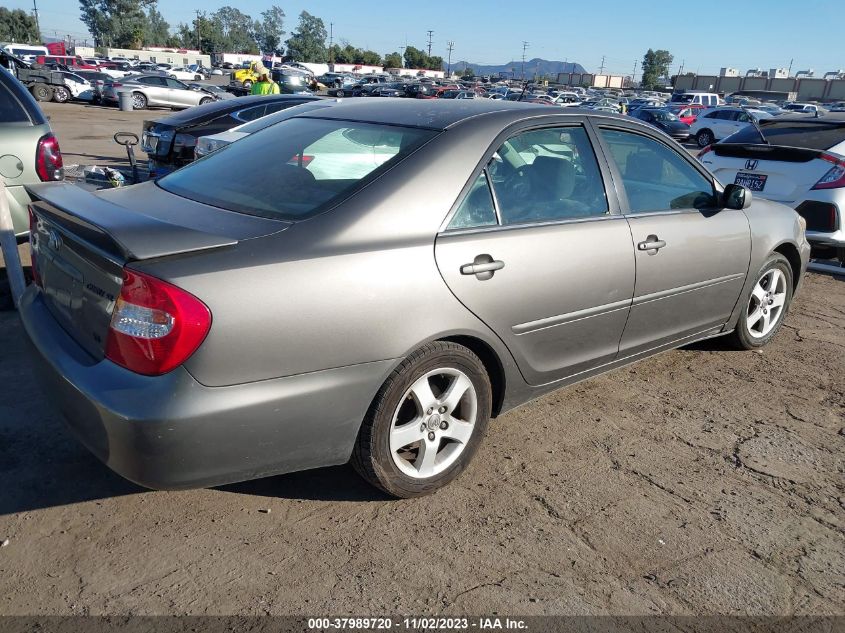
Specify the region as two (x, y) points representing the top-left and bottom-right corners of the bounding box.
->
(428, 55), (443, 71)
(255, 5), (285, 54)
(358, 49), (382, 66)
(213, 6), (258, 54)
(403, 45), (427, 69)
(383, 51), (402, 69)
(0, 8), (39, 43)
(143, 5), (169, 46)
(461, 66), (474, 77)
(79, 0), (155, 48)
(285, 11), (327, 62)
(640, 48), (673, 90)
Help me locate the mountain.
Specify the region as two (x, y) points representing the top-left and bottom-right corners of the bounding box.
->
(452, 58), (587, 78)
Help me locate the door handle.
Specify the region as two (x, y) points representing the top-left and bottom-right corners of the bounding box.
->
(637, 236), (667, 252)
(461, 255), (505, 280)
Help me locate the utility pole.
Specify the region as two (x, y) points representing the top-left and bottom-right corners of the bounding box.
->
(788, 58), (794, 76)
(426, 30), (434, 57)
(521, 41), (529, 80)
(446, 40), (454, 77)
(194, 10), (201, 52)
(678, 59), (685, 76)
(329, 22), (334, 66)
(632, 60), (638, 84)
(599, 55), (606, 75)
(32, 0), (41, 40)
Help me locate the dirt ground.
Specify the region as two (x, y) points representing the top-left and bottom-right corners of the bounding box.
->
(0, 270), (842, 616)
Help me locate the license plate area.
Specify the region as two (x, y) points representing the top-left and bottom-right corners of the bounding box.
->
(735, 172), (767, 191)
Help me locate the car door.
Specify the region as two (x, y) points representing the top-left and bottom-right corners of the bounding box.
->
(139, 76), (168, 106)
(435, 122), (635, 385)
(594, 125), (751, 356)
(165, 78), (196, 107)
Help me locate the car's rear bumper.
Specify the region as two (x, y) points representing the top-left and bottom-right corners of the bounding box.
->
(805, 229), (844, 248)
(19, 287), (393, 490)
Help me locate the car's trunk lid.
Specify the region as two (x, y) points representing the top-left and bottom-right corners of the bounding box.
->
(25, 181), (289, 359)
(702, 143), (833, 202)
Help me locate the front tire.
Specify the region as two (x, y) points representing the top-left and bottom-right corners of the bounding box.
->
(729, 253), (793, 349)
(352, 341), (492, 498)
(131, 92), (147, 110)
(696, 129), (714, 148)
(199, 97), (212, 105)
(52, 85), (70, 103)
(336, 89), (345, 97)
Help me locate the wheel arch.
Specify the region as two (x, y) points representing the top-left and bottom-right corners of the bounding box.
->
(773, 241), (802, 292)
(439, 334), (506, 418)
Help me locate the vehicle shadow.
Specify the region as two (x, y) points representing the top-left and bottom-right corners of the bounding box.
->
(216, 464), (391, 503)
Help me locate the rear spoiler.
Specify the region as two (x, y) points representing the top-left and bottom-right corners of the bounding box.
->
(25, 182), (237, 261)
(711, 143), (822, 163)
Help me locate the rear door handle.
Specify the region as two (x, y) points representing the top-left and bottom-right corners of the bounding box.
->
(461, 255), (505, 280)
(637, 236), (667, 252)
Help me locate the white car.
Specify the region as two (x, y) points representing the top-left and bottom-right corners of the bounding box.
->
(52, 71), (94, 103)
(689, 106), (772, 148)
(168, 66), (205, 81)
(699, 113), (845, 263)
(783, 102), (826, 115)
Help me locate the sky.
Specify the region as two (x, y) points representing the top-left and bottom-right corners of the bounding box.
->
(8, 0), (845, 76)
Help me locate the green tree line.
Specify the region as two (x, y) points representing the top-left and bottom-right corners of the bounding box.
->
(75, 0), (444, 69)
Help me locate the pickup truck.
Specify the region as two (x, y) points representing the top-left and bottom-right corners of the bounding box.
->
(0, 50), (72, 102)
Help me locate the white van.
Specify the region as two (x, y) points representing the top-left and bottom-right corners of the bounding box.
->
(670, 91), (720, 107)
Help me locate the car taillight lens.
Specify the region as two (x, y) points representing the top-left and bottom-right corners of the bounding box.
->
(105, 268), (211, 376)
(811, 153), (845, 190)
(697, 145), (713, 160)
(35, 134), (63, 182)
(28, 206), (42, 287)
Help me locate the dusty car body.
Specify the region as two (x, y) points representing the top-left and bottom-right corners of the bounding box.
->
(20, 99), (810, 497)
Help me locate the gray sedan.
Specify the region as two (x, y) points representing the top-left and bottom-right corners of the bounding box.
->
(103, 74), (216, 110)
(21, 100), (810, 498)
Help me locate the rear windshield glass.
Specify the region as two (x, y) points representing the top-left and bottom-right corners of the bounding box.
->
(158, 117), (437, 220)
(725, 120), (845, 149)
(0, 79), (31, 123)
(236, 101), (333, 134)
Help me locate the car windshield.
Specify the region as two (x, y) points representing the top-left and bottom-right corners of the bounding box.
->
(159, 117), (438, 220)
(671, 94), (695, 103)
(724, 120), (845, 150)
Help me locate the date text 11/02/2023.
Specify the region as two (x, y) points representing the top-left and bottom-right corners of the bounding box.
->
(307, 617), (528, 630)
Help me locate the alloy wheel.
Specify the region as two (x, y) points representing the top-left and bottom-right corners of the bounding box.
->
(389, 368), (477, 479)
(746, 267), (787, 338)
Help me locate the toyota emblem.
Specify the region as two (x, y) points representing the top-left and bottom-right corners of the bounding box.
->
(48, 229), (63, 251)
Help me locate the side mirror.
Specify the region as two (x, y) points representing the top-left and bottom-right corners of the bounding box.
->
(723, 183), (752, 210)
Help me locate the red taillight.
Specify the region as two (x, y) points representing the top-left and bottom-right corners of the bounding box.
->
(28, 206), (42, 287)
(35, 134), (64, 182)
(697, 145), (713, 160)
(811, 153), (845, 190)
(105, 269), (211, 376)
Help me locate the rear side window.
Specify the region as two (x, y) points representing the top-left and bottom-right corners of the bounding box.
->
(159, 117), (437, 220)
(727, 121), (845, 150)
(0, 81), (30, 123)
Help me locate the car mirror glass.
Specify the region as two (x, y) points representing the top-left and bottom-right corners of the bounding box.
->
(723, 183), (752, 210)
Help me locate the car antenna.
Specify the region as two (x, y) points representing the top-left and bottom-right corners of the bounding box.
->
(742, 105), (769, 145)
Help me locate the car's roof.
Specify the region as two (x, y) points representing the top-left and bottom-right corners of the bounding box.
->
(761, 112), (845, 125)
(150, 94), (322, 125)
(296, 97), (625, 130)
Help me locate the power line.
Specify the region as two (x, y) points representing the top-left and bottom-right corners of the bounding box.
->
(426, 30), (434, 57)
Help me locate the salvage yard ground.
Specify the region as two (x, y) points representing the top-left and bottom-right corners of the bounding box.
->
(0, 267), (843, 614)
(0, 98), (843, 617)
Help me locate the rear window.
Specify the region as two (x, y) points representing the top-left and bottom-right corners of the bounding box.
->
(0, 82), (29, 123)
(158, 117), (438, 220)
(725, 120), (845, 149)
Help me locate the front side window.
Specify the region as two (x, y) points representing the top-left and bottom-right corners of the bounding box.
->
(600, 128), (716, 213)
(159, 118), (437, 220)
(485, 126), (609, 225)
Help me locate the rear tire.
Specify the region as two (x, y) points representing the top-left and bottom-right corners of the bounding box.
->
(52, 85), (70, 103)
(199, 97), (212, 105)
(336, 89), (345, 97)
(696, 129), (714, 148)
(352, 341), (492, 498)
(728, 253), (793, 350)
(30, 83), (53, 102)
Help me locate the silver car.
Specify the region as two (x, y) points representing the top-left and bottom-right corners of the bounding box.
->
(21, 100), (810, 498)
(103, 74), (216, 110)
